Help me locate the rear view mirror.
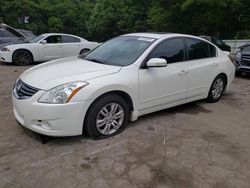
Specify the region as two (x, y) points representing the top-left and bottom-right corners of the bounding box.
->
(40, 40), (47, 44)
(146, 58), (167, 68)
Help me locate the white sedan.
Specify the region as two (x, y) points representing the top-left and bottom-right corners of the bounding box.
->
(0, 33), (99, 65)
(12, 33), (235, 139)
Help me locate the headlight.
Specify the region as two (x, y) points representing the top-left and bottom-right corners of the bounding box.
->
(1, 47), (10, 52)
(235, 51), (241, 60)
(38, 81), (88, 104)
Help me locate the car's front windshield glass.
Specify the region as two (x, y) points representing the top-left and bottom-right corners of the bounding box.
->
(30, 34), (45, 43)
(80, 36), (156, 66)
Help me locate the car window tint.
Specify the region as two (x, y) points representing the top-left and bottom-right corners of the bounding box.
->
(186, 38), (210, 60)
(62, 35), (80, 43)
(45, 35), (61, 43)
(149, 38), (185, 63)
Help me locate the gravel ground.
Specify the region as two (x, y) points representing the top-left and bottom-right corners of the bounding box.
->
(0, 63), (250, 188)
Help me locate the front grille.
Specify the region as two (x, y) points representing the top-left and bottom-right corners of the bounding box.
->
(238, 67), (250, 73)
(13, 79), (40, 99)
(241, 54), (250, 66)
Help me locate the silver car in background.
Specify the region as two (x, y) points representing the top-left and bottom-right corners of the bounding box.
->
(0, 23), (36, 46)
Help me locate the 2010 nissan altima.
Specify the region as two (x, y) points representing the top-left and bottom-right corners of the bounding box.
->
(12, 33), (235, 139)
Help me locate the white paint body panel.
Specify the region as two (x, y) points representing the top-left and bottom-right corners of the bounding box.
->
(139, 61), (188, 114)
(12, 33), (235, 136)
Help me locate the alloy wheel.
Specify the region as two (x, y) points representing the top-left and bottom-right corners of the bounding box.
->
(96, 103), (124, 135)
(14, 51), (32, 65)
(211, 78), (224, 99)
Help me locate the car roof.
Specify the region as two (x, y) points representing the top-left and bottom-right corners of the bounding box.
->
(123, 32), (174, 39)
(123, 32), (205, 40)
(41, 33), (86, 41)
(42, 33), (81, 37)
(123, 32), (219, 49)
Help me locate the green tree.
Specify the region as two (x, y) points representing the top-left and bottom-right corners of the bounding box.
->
(48, 17), (64, 32)
(87, 0), (152, 41)
(179, 0), (241, 38)
(0, 0), (249, 40)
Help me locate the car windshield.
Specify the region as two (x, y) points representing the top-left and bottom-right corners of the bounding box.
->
(30, 34), (45, 43)
(80, 36), (155, 66)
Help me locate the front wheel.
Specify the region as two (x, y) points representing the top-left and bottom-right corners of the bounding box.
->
(84, 94), (130, 139)
(79, 49), (90, 55)
(207, 75), (226, 103)
(13, 50), (33, 66)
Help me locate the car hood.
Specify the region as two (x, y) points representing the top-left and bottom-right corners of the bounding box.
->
(0, 40), (29, 48)
(0, 23), (29, 39)
(241, 48), (250, 54)
(241, 51), (250, 55)
(239, 44), (250, 50)
(20, 56), (122, 90)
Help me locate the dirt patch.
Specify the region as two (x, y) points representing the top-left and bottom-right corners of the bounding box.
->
(202, 131), (228, 143)
(150, 165), (194, 188)
(213, 181), (234, 188)
(147, 126), (155, 131)
(80, 163), (91, 169)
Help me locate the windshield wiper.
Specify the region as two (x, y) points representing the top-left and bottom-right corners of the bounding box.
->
(84, 58), (105, 64)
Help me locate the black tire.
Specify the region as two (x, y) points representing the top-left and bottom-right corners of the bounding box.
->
(79, 48), (90, 55)
(13, 50), (33, 66)
(84, 94), (130, 139)
(207, 75), (226, 103)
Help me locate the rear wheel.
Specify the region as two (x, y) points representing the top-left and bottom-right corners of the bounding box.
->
(207, 75), (226, 103)
(13, 50), (33, 66)
(84, 94), (129, 139)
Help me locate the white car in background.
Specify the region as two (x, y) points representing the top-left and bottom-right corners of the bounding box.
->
(12, 33), (235, 139)
(0, 33), (99, 65)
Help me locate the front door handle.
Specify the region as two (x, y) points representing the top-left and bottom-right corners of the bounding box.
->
(211, 62), (218, 67)
(178, 70), (188, 76)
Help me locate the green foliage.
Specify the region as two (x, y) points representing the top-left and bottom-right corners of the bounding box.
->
(87, 0), (151, 41)
(236, 30), (250, 39)
(147, 1), (171, 31)
(0, 0), (249, 41)
(48, 17), (64, 32)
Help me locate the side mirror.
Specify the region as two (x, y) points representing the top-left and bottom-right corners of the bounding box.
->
(146, 58), (167, 68)
(40, 40), (47, 44)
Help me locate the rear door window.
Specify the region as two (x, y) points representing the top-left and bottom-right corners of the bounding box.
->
(62, 35), (80, 43)
(186, 38), (216, 60)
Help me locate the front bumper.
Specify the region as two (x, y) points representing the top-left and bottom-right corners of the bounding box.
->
(12, 91), (93, 136)
(236, 65), (250, 73)
(235, 60), (250, 73)
(0, 51), (12, 63)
